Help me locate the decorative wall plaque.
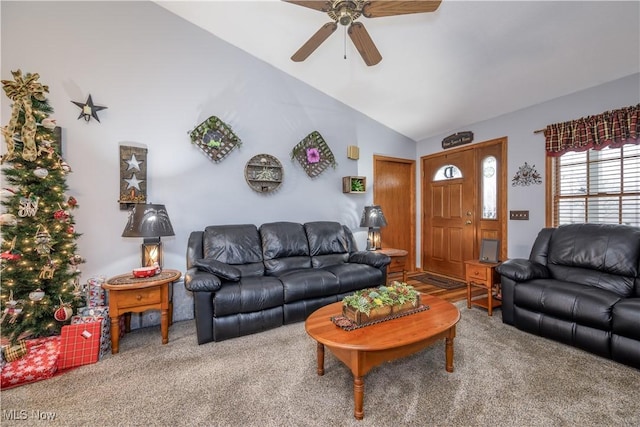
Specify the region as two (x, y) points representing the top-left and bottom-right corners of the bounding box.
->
(442, 131), (474, 149)
(245, 154), (283, 193)
(118, 145), (147, 209)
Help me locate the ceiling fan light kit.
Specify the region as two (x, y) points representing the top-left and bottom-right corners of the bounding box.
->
(285, 0), (442, 66)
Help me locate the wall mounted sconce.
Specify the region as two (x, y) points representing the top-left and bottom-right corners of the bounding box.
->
(122, 203), (174, 268)
(347, 145), (359, 160)
(71, 94), (107, 122)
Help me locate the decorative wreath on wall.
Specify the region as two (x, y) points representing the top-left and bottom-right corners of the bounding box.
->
(290, 131), (336, 178)
(189, 116), (241, 163)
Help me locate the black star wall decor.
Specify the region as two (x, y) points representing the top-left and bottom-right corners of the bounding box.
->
(71, 94), (107, 122)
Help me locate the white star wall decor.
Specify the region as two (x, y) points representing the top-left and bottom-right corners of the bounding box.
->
(124, 174), (144, 191)
(126, 154), (142, 171)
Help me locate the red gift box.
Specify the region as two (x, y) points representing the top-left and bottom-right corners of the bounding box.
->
(71, 315), (110, 359)
(57, 321), (101, 370)
(1, 336), (60, 389)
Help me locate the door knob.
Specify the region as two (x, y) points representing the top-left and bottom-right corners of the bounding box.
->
(465, 220), (472, 225)
(466, 211), (473, 216)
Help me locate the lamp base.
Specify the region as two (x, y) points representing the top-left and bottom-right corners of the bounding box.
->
(141, 238), (162, 268)
(367, 228), (382, 251)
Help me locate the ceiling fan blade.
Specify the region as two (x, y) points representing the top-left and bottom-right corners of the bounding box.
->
(363, 0), (442, 18)
(291, 22), (338, 62)
(348, 22), (382, 66)
(282, 1), (332, 13)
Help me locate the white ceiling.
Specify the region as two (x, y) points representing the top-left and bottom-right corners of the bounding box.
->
(155, 1), (640, 142)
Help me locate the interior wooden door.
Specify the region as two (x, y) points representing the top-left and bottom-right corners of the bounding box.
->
(373, 155), (415, 274)
(422, 150), (475, 279)
(421, 138), (507, 280)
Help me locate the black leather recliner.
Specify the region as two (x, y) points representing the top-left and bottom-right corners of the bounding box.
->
(496, 223), (640, 369)
(184, 221), (391, 344)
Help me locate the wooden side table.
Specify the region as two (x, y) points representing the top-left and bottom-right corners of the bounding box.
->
(465, 260), (501, 316)
(375, 248), (408, 282)
(103, 269), (181, 354)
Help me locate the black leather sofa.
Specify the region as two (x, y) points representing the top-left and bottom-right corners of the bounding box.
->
(496, 223), (640, 369)
(184, 221), (391, 344)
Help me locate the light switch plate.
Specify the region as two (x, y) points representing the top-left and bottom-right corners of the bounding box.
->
(510, 210), (529, 220)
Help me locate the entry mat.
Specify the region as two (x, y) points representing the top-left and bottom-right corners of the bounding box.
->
(412, 273), (466, 290)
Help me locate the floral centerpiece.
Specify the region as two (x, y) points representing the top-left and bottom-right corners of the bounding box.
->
(342, 282), (420, 325)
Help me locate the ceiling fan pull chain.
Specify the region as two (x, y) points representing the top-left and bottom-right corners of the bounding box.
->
(344, 25), (347, 59)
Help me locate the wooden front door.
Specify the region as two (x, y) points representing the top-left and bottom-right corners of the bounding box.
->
(421, 137), (507, 280)
(422, 150), (475, 279)
(373, 155), (415, 274)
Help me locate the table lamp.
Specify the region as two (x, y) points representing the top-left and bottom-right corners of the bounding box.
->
(122, 203), (175, 268)
(360, 205), (387, 250)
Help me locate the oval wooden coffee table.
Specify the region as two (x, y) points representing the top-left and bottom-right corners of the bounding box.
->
(305, 294), (460, 420)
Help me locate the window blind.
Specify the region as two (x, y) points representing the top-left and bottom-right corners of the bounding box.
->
(552, 143), (640, 226)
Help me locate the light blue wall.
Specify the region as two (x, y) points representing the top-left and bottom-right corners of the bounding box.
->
(418, 73), (640, 259)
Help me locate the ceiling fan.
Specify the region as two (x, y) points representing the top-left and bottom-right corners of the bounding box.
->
(284, 0), (442, 66)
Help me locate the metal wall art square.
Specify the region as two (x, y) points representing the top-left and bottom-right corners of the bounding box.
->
(189, 116), (241, 163)
(290, 131), (336, 178)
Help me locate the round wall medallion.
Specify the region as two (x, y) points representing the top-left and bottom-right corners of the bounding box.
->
(244, 154), (283, 193)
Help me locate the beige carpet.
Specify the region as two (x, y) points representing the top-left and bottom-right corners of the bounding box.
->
(2, 302), (639, 426)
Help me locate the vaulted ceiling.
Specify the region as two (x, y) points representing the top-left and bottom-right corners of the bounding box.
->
(156, 1), (640, 142)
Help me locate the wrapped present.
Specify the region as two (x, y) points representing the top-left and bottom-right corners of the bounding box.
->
(77, 305), (108, 318)
(85, 276), (106, 307)
(77, 305), (125, 339)
(1, 336), (60, 389)
(71, 315), (110, 359)
(57, 321), (101, 370)
(4, 340), (28, 362)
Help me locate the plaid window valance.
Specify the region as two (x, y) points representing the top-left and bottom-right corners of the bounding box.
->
(544, 104), (639, 157)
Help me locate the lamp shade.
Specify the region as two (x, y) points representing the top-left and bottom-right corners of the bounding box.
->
(359, 205), (388, 228)
(122, 204), (175, 238)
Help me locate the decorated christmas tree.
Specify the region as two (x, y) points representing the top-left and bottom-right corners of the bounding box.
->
(1, 69), (84, 343)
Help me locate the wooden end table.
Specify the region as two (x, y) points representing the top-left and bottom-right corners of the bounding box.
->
(465, 260), (501, 316)
(375, 247), (408, 282)
(103, 269), (181, 354)
(305, 295), (460, 420)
